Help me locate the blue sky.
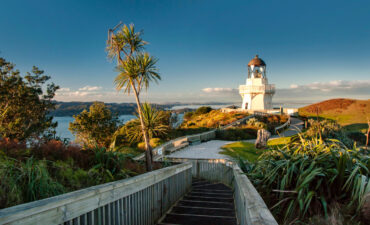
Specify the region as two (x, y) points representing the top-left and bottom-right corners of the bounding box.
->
(1, 0), (369, 104)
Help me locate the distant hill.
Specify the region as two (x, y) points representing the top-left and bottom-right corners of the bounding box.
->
(50, 101), (175, 117)
(298, 98), (370, 131)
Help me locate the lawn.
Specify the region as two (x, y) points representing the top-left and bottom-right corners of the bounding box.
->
(267, 136), (295, 148)
(220, 142), (263, 162)
(220, 136), (294, 162)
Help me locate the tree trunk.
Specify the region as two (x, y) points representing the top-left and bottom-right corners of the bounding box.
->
(130, 81), (153, 171)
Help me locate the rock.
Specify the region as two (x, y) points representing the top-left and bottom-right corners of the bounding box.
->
(255, 129), (271, 149)
(361, 193), (370, 225)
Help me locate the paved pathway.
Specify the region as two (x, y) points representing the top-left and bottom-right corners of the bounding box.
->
(167, 117), (304, 160)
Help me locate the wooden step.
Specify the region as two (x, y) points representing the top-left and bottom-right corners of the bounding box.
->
(192, 183), (231, 191)
(188, 191), (233, 198)
(171, 206), (235, 217)
(183, 195), (234, 203)
(178, 200), (234, 209)
(162, 213), (237, 225)
(191, 188), (233, 194)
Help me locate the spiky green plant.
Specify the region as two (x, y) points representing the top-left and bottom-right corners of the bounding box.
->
(126, 103), (169, 143)
(0, 156), (65, 208)
(245, 135), (369, 224)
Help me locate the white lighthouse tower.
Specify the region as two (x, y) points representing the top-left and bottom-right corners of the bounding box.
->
(239, 55), (275, 110)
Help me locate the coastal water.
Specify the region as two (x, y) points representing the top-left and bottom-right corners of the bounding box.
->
(53, 115), (136, 141)
(54, 102), (309, 141)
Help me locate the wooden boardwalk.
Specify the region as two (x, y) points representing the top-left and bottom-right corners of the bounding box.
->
(157, 179), (237, 225)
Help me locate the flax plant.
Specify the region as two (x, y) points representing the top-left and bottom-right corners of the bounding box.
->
(245, 134), (369, 224)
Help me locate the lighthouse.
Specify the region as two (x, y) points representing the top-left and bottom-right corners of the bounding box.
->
(239, 55), (275, 110)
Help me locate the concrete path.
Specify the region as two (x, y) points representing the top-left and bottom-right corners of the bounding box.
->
(168, 140), (234, 159)
(167, 117), (304, 160)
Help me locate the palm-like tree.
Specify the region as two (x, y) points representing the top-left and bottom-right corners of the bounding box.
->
(107, 23), (161, 171)
(126, 103), (169, 143)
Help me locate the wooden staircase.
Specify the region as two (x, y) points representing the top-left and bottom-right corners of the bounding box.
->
(157, 179), (237, 225)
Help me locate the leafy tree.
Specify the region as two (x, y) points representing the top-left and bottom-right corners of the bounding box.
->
(107, 23), (161, 171)
(69, 102), (119, 148)
(0, 57), (59, 141)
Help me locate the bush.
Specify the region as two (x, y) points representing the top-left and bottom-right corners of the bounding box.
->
(216, 128), (257, 141)
(346, 131), (367, 145)
(306, 119), (354, 148)
(195, 106), (212, 115)
(0, 138), (150, 209)
(31, 140), (93, 169)
(137, 138), (163, 150)
(184, 111), (194, 120)
(0, 157), (65, 208)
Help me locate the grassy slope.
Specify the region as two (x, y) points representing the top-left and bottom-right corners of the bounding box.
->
(220, 142), (262, 162)
(298, 98), (370, 132)
(181, 110), (249, 128)
(220, 137), (295, 162)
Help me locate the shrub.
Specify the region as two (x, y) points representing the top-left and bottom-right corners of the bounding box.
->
(137, 138), (163, 150)
(31, 140), (93, 169)
(306, 119), (354, 148)
(0, 157), (65, 209)
(184, 111), (194, 120)
(346, 131), (367, 145)
(216, 128), (257, 141)
(195, 106), (212, 115)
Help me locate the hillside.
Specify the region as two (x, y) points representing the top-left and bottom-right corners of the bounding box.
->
(50, 101), (175, 117)
(298, 98), (370, 132)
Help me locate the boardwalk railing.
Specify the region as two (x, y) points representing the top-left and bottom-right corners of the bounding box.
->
(0, 163), (192, 225)
(163, 158), (278, 225)
(274, 115), (291, 134)
(134, 129), (217, 161)
(134, 114), (255, 161)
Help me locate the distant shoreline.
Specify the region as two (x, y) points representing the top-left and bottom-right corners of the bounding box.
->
(50, 101), (311, 117)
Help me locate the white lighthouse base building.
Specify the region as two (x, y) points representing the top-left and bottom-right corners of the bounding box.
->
(239, 55), (275, 110)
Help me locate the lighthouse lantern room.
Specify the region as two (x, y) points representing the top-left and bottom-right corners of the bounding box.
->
(239, 55), (275, 110)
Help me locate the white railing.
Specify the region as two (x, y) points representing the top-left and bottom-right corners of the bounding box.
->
(134, 114), (257, 160)
(239, 84), (275, 94)
(134, 129), (217, 161)
(274, 116), (291, 133)
(0, 163), (192, 225)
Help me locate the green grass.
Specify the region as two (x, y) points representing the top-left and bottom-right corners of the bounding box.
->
(343, 123), (368, 133)
(220, 142), (263, 162)
(267, 136), (294, 148)
(221, 136), (296, 161)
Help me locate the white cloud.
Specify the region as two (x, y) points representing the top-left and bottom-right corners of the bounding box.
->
(290, 84), (299, 89)
(274, 80), (370, 102)
(202, 87), (238, 93)
(78, 86), (103, 91)
(58, 87), (71, 92)
(288, 80), (370, 92)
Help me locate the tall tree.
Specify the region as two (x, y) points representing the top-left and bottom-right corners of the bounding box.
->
(0, 57), (59, 141)
(107, 23), (161, 171)
(69, 102), (119, 148)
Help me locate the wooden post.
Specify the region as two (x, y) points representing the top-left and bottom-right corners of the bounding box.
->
(366, 118), (369, 150)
